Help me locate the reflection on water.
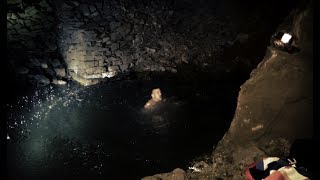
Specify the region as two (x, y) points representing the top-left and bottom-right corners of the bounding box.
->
(6, 78), (238, 179)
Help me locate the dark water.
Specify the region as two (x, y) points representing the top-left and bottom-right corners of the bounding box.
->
(6, 75), (239, 180)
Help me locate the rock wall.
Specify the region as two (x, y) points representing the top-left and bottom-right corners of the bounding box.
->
(7, 0), (300, 88)
(7, 0), (67, 86)
(56, 0), (235, 85)
(8, 0), (275, 87)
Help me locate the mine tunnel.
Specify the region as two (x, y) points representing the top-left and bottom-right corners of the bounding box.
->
(4, 0), (313, 179)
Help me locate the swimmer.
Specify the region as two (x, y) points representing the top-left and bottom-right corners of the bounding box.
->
(144, 88), (162, 110)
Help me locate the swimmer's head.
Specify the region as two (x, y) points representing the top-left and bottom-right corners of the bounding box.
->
(151, 88), (162, 102)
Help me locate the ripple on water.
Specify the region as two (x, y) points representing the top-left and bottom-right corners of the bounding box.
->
(7, 79), (235, 179)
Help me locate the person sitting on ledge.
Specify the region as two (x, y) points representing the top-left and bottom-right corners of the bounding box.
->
(144, 88), (162, 110)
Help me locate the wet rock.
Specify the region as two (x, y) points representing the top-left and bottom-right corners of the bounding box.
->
(32, 75), (50, 86)
(127, 13), (134, 19)
(54, 68), (66, 77)
(80, 4), (90, 16)
(102, 37), (111, 43)
(25, 6), (37, 16)
(85, 67), (106, 75)
(40, 62), (48, 69)
(46, 42), (57, 51)
(62, 2), (73, 9)
(145, 47), (156, 54)
(71, 1), (80, 7)
(108, 57), (120, 65)
(11, 13), (19, 20)
(98, 60), (106, 66)
(89, 11), (99, 17)
(133, 35), (143, 47)
(52, 79), (67, 85)
(70, 72), (101, 86)
(142, 168), (186, 180)
(110, 21), (121, 31)
(23, 19), (32, 27)
(45, 68), (56, 77)
(116, 24), (131, 37)
(125, 35), (134, 41)
(51, 59), (62, 68)
(17, 28), (29, 34)
(166, 67), (177, 73)
(119, 64), (129, 72)
(190, 161), (210, 172)
(39, 0), (50, 9)
(110, 43), (119, 52)
(89, 5), (96, 13)
(102, 66), (119, 78)
(13, 23), (22, 29)
(114, 50), (123, 57)
(16, 66), (29, 74)
(30, 58), (41, 66)
(110, 32), (121, 41)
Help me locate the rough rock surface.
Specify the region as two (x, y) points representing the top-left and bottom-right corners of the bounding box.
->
(143, 1), (313, 179)
(7, 0), (67, 86)
(55, 0), (235, 85)
(8, 0), (287, 87)
(142, 168), (187, 180)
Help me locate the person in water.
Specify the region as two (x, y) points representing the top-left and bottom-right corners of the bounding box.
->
(144, 88), (162, 110)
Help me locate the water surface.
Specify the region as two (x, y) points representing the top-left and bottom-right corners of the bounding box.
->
(7, 76), (238, 179)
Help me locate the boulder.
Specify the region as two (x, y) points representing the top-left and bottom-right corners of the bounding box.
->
(52, 79), (67, 85)
(30, 58), (41, 66)
(40, 62), (48, 69)
(54, 68), (66, 77)
(142, 168), (186, 180)
(51, 59), (62, 68)
(32, 75), (50, 86)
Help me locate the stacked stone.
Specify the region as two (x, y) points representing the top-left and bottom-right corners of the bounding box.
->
(8, 0), (236, 86)
(56, 0), (237, 85)
(7, 0), (68, 87)
(7, 0), (56, 51)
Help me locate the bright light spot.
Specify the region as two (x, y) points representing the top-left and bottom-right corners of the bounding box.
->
(281, 33), (292, 44)
(7, 134), (10, 140)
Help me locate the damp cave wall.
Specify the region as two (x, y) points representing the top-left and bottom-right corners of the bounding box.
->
(7, 0), (68, 89)
(7, 0), (301, 88)
(8, 0), (236, 87)
(54, 0), (238, 86)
